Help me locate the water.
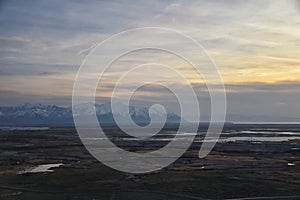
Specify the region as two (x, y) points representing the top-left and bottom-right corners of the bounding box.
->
(199, 136), (300, 143)
(83, 124), (300, 143)
(18, 163), (63, 174)
(0, 126), (49, 131)
(86, 135), (300, 143)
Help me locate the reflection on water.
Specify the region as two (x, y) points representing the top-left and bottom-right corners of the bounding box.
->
(235, 131), (300, 135)
(288, 163), (296, 166)
(201, 136), (300, 143)
(85, 135), (300, 143)
(83, 128), (300, 143)
(18, 163), (63, 174)
(0, 127), (49, 131)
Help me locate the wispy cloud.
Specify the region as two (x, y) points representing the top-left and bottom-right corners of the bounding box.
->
(0, 0), (299, 120)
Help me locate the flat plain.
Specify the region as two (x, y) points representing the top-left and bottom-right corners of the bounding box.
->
(0, 125), (300, 200)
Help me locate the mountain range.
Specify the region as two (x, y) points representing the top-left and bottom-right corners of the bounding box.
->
(0, 103), (181, 127)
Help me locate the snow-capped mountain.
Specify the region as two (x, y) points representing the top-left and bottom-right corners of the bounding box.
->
(0, 102), (181, 126)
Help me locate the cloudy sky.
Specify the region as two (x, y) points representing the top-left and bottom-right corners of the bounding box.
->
(0, 0), (299, 121)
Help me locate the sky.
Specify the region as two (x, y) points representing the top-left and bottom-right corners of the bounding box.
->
(0, 0), (300, 122)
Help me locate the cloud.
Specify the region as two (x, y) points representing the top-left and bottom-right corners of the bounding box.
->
(0, 61), (76, 76)
(0, 0), (299, 121)
(224, 81), (300, 93)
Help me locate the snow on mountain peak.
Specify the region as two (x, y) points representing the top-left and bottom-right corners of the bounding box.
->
(0, 102), (181, 126)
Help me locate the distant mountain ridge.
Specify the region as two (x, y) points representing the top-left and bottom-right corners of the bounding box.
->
(0, 103), (181, 127)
